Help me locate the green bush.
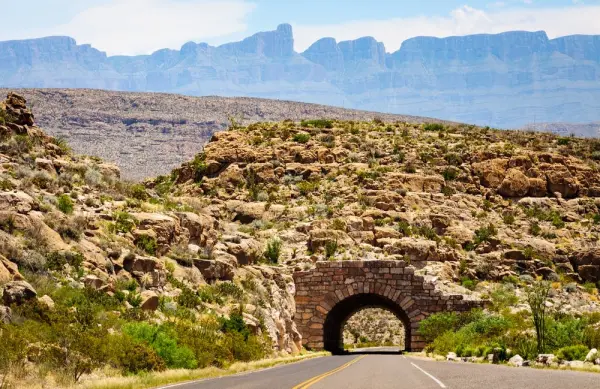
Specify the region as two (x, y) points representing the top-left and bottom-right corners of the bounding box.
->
(293, 133), (311, 143)
(177, 286), (201, 309)
(191, 152), (208, 182)
(123, 322), (198, 369)
(301, 119), (333, 129)
(129, 184), (148, 200)
(46, 251), (84, 271)
(111, 334), (166, 374)
(473, 224), (497, 246)
(556, 345), (589, 361)
(264, 237), (282, 264)
(110, 211), (137, 234)
(423, 123), (444, 132)
(136, 235), (158, 255)
(325, 240), (338, 259)
(57, 194), (74, 214)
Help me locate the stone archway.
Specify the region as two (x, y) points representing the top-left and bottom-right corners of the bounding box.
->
(293, 260), (483, 352)
(323, 293), (410, 353)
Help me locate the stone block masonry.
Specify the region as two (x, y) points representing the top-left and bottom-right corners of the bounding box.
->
(293, 260), (483, 352)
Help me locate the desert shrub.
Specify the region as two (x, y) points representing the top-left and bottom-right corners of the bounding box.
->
(442, 167), (458, 181)
(46, 251), (84, 271)
(123, 322), (198, 369)
(420, 312), (461, 343)
(423, 123), (444, 132)
(110, 211), (137, 233)
(111, 334), (166, 374)
(473, 224), (497, 246)
(129, 183), (148, 200)
(220, 309), (251, 341)
(176, 286), (201, 309)
(414, 225), (438, 241)
(57, 194), (74, 214)
(215, 282), (244, 300)
(444, 152), (463, 166)
(293, 133), (311, 143)
(301, 119), (333, 129)
(296, 180), (319, 195)
(502, 212), (515, 225)
(556, 345), (589, 361)
(136, 235), (158, 255)
(325, 240), (338, 259)
(489, 284), (519, 312)
(191, 152), (208, 182)
(263, 237), (282, 264)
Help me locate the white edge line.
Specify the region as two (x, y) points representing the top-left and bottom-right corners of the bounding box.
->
(157, 355), (328, 389)
(410, 362), (447, 388)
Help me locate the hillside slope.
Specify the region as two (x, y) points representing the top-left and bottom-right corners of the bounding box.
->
(1, 92), (600, 386)
(1, 89), (443, 180)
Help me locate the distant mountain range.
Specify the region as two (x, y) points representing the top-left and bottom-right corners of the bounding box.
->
(2, 24), (600, 130)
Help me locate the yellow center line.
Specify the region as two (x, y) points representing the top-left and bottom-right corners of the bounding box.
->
(292, 355), (367, 389)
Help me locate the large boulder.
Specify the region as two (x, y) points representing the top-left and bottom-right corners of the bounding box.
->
(175, 212), (218, 247)
(0, 191), (34, 213)
(140, 290), (159, 311)
(498, 168), (529, 197)
(545, 165), (579, 198)
(132, 213), (183, 255)
(2, 281), (37, 306)
(472, 158), (508, 188)
(194, 257), (235, 281)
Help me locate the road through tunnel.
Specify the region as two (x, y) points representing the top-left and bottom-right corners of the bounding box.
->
(324, 293), (409, 354)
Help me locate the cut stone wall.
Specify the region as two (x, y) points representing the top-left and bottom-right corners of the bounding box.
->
(293, 260), (483, 351)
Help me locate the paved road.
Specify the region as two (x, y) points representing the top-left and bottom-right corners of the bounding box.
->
(162, 352), (600, 389)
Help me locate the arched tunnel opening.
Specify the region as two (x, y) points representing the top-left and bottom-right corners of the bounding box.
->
(323, 293), (411, 354)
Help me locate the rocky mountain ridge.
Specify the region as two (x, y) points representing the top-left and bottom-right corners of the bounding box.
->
(2, 25), (600, 128)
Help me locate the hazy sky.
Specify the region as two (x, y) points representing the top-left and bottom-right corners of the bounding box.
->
(2, 0), (600, 55)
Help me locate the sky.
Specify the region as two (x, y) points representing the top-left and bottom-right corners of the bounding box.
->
(2, 0), (600, 56)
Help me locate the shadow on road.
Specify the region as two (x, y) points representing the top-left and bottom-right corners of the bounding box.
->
(342, 347), (404, 355)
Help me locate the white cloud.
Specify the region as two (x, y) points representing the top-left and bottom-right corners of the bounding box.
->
(293, 4), (600, 53)
(39, 0), (255, 55)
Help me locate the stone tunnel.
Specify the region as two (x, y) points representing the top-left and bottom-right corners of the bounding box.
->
(293, 260), (483, 353)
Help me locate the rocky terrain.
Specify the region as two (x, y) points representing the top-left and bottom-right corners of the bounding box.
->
(2, 92), (600, 386)
(0, 89), (441, 180)
(343, 309), (405, 348)
(3, 25), (600, 128)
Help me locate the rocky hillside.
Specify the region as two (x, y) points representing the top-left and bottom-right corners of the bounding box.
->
(0, 89), (442, 180)
(2, 92), (600, 386)
(343, 308), (405, 348)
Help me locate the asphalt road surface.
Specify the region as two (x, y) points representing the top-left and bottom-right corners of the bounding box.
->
(161, 350), (600, 389)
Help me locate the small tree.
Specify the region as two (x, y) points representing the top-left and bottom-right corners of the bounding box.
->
(526, 280), (551, 353)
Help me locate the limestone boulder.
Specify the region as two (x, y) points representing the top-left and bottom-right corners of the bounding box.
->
(472, 158), (508, 188)
(194, 257), (235, 281)
(140, 290), (159, 311)
(0, 191), (34, 213)
(498, 168), (529, 198)
(2, 280), (37, 306)
(225, 236), (262, 265)
(545, 165), (579, 198)
(175, 211), (218, 247)
(132, 213), (183, 255)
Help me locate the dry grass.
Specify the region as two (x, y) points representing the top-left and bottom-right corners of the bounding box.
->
(77, 352), (329, 389)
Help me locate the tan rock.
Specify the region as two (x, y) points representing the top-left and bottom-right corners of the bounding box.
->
(472, 158), (508, 188)
(0, 191), (34, 214)
(498, 168), (529, 197)
(2, 281), (37, 306)
(140, 290), (159, 311)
